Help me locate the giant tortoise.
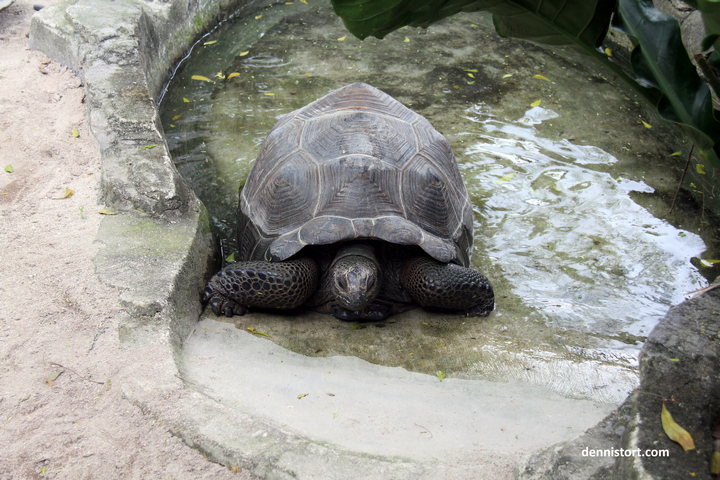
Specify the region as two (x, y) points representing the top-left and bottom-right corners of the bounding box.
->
(203, 83), (494, 321)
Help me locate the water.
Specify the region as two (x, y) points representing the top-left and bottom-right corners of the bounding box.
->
(160, 0), (713, 404)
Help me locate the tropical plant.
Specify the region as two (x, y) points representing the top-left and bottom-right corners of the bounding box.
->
(330, 0), (720, 173)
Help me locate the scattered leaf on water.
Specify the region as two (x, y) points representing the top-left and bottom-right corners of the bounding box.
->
(227, 72), (240, 79)
(533, 74), (550, 81)
(239, 51), (249, 57)
(297, 393), (308, 399)
(531, 99), (541, 107)
(711, 451), (720, 475)
(191, 75), (211, 82)
(71, 128), (80, 138)
(436, 371), (446, 381)
(696, 164), (706, 174)
(642, 121), (652, 129)
(225, 253), (236, 262)
(661, 403), (696, 451)
(98, 208), (118, 215)
(5, 165), (13, 173)
(246, 327), (270, 338)
(203, 40), (217, 46)
(502, 74), (513, 78)
(183, 97), (190, 103)
(605, 47), (613, 56)
(141, 144), (158, 150)
(338, 35), (347, 41)
(670, 151), (682, 156)
(494, 172), (517, 184)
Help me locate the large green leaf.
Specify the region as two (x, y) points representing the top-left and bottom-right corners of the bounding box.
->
(331, 0), (616, 49)
(613, 0), (720, 169)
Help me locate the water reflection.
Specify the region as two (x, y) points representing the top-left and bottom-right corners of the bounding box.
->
(461, 103), (706, 336)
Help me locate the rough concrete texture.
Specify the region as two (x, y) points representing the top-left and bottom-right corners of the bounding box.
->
(516, 281), (720, 480)
(616, 282), (720, 480)
(27, 0), (720, 478)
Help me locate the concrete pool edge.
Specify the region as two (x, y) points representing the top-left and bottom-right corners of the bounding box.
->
(27, 1), (716, 478)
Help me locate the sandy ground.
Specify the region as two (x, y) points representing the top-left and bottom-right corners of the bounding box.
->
(0, 1), (253, 478)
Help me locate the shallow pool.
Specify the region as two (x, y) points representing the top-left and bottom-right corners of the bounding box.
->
(160, 0), (712, 404)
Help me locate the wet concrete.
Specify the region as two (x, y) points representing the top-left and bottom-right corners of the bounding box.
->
(28, 0), (718, 478)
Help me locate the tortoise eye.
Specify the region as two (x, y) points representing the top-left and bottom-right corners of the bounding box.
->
(337, 277), (348, 290)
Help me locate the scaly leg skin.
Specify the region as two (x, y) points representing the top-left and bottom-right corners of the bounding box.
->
(202, 257), (319, 317)
(400, 257), (494, 316)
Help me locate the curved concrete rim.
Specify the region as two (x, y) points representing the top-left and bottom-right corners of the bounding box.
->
(27, 1), (658, 478)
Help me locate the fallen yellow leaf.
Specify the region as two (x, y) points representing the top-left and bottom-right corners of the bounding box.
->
(338, 35), (347, 41)
(183, 97), (190, 103)
(436, 371), (446, 381)
(191, 75), (211, 82)
(642, 121), (652, 129)
(264, 92), (275, 96)
(404, 37), (410, 42)
(53, 187), (75, 200)
(467, 73), (474, 78)
(696, 164), (706, 174)
(98, 208), (118, 215)
(299, 0), (307, 3)
(661, 403), (695, 451)
(533, 74), (550, 81)
(502, 74), (513, 78)
(71, 128), (80, 138)
(670, 151), (682, 156)
(203, 40), (217, 45)
(531, 99), (541, 107)
(297, 393), (308, 399)
(605, 47), (613, 56)
(227, 72), (241, 79)
(239, 51), (250, 57)
(711, 451), (720, 475)
(246, 327), (270, 337)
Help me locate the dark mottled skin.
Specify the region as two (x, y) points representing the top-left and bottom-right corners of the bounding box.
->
(203, 258), (319, 317)
(203, 243), (494, 320)
(400, 256), (494, 317)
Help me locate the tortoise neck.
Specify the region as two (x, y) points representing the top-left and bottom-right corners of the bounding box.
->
(331, 242), (378, 266)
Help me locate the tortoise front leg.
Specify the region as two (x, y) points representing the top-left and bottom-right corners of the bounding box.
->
(203, 257), (319, 317)
(400, 257), (494, 316)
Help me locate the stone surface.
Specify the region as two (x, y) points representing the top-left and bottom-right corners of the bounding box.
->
(616, 282), (720, 480)
(516, 282), (720, 480)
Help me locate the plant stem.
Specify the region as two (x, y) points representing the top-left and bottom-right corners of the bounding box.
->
(669, 145), (694, 215)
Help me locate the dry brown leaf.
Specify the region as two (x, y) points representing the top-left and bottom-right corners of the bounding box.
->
(661, 403), (696, 451)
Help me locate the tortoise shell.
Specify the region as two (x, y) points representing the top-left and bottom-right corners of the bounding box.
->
(237, 82), (474, 266)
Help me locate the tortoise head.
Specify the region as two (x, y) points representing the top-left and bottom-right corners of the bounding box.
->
(329, 243), (381, 312)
